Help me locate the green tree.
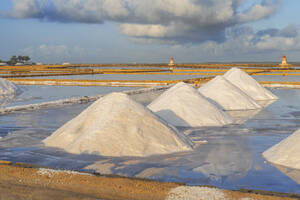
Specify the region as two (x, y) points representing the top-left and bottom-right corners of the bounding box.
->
(8, 55), (18, 65)
(17, 55), (23, 62)
(23, 56), (30, 62)
(6, 55), (31, 65)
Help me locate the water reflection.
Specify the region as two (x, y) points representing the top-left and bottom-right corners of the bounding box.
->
(0, 88), (300, 193)
(0, 94), (17, 107)
(5, 85), (137, 107)
(192, 137), (252, 182)
(83, 134), (253, 186)
(227, 109), (261, 124)
(258, 100), (277, 108)
(272, 164), (300, 185)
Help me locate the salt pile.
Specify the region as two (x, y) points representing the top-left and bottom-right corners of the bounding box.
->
(263, 129), (300, 169)
(198, 76), (262, 110)
(148, 82), (234, 127)
(0, 78), (20, 96)
(223, 68), (278, 101)
(43, 92), (193, 157)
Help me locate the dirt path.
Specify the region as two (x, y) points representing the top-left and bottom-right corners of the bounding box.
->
(0, 161), (298, 200)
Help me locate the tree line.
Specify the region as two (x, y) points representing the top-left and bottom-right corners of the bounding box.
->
(0, 55), (31, 65)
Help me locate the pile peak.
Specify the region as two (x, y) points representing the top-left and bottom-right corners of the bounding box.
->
(223, 68), (278, 101)
(199, 76), (262, 111)
(148, 82), (234, 127)
(43, 92), (193, 157)
(263, 129), (300, 169)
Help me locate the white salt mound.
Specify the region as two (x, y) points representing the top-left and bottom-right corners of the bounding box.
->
(223, 67), (278, 101)
(0, 78), (20, 96)
(148, 82), (234, 127)
(263, 129), (300, 169)
(43, 92), (193, 157)
(198, 76), (262, 110)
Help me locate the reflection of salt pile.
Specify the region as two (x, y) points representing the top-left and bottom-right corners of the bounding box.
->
(199, 76), (262, 110)
(148, 82), (234, 127)
(43, 92), (193, 157)
(224, 68), (278, 101)
(263, 129), (300, 169)
(226, 109), (261, 124)
(273, 164), (300, 185)
(193, 138), (252, 181)
(0, 78), (19, 96)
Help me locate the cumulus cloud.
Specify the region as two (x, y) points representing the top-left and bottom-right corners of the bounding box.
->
(9, 0), (279, 43)
(177, 25), (300, 59)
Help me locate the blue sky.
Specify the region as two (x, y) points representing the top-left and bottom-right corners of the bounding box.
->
(0, 0), (300, 63)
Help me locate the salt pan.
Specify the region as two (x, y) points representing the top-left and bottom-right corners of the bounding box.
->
(223, 68), (278, 101)
(199, 76), (262, 110)
(263, 129), (300, 169)
(43, 92), (193, 157)
(148, 82), (234, 127)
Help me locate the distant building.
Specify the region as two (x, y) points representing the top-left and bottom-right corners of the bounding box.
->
(36, 62), (43, 65)
(279, 56), (291, 68)
(15, 62), (24, 66)
(62, 62), (71, 65)
(281, 56), (287, 65)
(168, 58), (175, 66)
(0, 63), (6, 66)
(24, 61), (34, 65)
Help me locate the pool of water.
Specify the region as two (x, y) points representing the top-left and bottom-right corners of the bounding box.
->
(0, 85), (137, 107)
(20, 74), (207, 81)
(254, 75), (300, 82)
(0, 87), (300, 194)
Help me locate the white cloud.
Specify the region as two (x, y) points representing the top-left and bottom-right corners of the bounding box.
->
(18, 25), (300, 63)
(9, 0), (279, 43)
(11, 0), (41, 18)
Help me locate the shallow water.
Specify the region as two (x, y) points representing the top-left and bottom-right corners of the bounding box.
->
(23, 74), (206, 81)
(254, 75), (300, 82)
(0, 87), (300, 194)
(0, 85), (137, 107)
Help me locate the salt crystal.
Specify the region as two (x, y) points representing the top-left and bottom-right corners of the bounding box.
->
(199, 76), (262, 110)
(263, 129), (300, 169)
(223, 68), (278, 101)
(43, 92), (193, 157)
(148, 82), (234, 127)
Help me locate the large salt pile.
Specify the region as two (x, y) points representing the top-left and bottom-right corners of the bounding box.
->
(263, 129), (300, 169)
(223, 68), (278, 101)
(148, 82), (234, 127)
(0, 78), (20, 96)
(43, 92), (193, 157)
(198, 76), (262, 110)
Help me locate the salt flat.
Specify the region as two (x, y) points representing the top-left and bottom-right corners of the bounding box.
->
(0, 86), (299, 194)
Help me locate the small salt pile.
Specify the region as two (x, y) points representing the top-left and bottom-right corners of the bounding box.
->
(148, 82), (234, 127)
(198, 76), (262, 110)
(223, 68), (278, 101)
(43, 92), (193, 157)
(263, 129), (300, 169)
(0, 78), (20, 96)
